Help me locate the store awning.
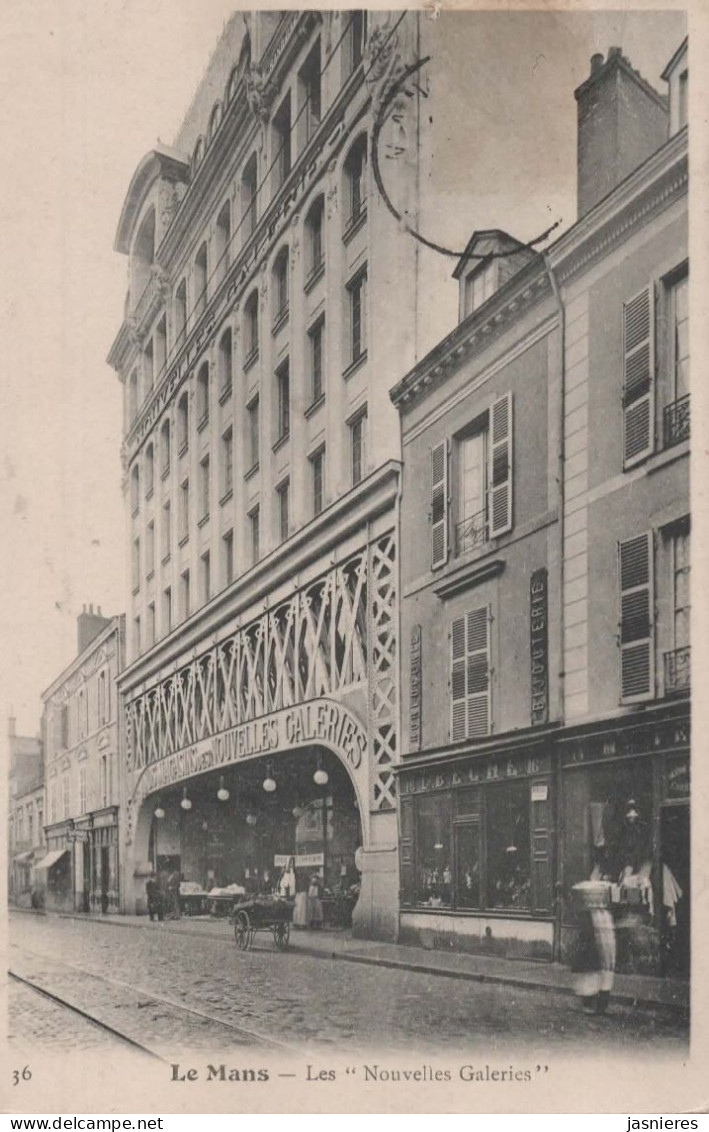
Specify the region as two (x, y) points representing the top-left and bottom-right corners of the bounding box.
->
(35, 849), (68, 870)
(13, 851), (34, 863)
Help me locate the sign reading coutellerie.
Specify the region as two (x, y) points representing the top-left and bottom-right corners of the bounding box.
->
(530, 568), (549, 726)
(135, 700), (367, 800)
(410, 625), (422, 751)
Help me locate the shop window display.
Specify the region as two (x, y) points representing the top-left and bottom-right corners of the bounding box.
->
(414, 794), (452, 907)
(486, 782), (531, 910)
(455, 822), (481, 909)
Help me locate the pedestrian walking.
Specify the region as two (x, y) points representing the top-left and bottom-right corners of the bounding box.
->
(307, 873), (323, 929)
(145, 876), (163, 922)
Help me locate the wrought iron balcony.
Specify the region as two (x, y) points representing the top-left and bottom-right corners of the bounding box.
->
(664, 645), (690, 695)
(663, 394), (690, 449)
(455, 507), (488, 557)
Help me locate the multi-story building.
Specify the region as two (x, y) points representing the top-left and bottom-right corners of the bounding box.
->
(8, 716), (44, 906)
(41, 607), (125, 913)
(392, 41), (688, 976)
(108, 11), (434, 936)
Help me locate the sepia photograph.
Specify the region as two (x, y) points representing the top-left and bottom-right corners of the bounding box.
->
(1, 1), (704, 1116)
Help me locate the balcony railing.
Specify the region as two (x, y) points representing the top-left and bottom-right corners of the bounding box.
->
(455, 506), (488, 557)
(664, 645), (690, 695)
(663, 394), (690, 449)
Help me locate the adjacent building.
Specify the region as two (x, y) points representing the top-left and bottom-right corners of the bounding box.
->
(392, 42), (688, 976)
(40, 608), (125, 913)
(8, 717), (45, 906)
(108, 11), (435, 936)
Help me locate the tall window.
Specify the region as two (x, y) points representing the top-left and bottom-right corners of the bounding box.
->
(486, 782), (531, 910)
(350, 410), (366, 486)
(247, 395), (260, 469)
(155, 315), (167, 378)
(177, 392), (189, 453)
(673, 526), (690, 650)
(147, 601), (156, 647)
(99, 755), (108, 808)
(456, 426), (488, 555)
(196, 363), (209, 426)
(451, 607), (491, 740)
(241, 154), (258, 241)
(223, 529), (235, 586)
(62, 773), (70, 820)
(145, 443), (154, 497)
(219, 328), (233, 397)
(250, 506), (260, 565)
(199, 455), (210, 521)
(272, 92), (292, 190)
(298, 38), (321, 147)
(134, 615), (141, 656)
(305, 197), (325, 287)
(277, 479), (290, 542)
(194, 242), (208, 317)
(244, 290), (259, 367)
(130, 464), (140, 514)
(162, 500), (171, 561)
(276, 359), (290, 441)
(143, 339), (154, 393)
(344, 135), (367, 233)
(464, 261), (496, 318)
(311, 447), (325, 517)
(201, 550), (211, 605)
(216, 200), (231, 280)
(272, 247), (289, 328)
(161, 418), (171, 476)
(146, 520), (155, 576)
(347, 268), (367, 365)
(175, 279), (187, 342)
(132, 536), (141, 592)
(78, 688), (87, 740)
(180, 570), (190, 620)
(344, 10), (367, 76)
(128, 369), (139, 424)
(679, 70), (688, 130)
(308, 316), (324, 404)
(618, 532), (654, 703)
(163, 586), (172, 635)
(221, 427), (234, 497)
(179, 478), (190, 542)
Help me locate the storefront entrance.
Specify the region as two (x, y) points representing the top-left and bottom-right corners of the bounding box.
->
(660, 804), (689, 976)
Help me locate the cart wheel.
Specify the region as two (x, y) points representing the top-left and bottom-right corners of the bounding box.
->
(273, 922), (290, 950)
(234, 911), (251, 950)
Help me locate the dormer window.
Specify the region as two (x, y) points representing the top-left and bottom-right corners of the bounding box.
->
(463, 261), (496, 318)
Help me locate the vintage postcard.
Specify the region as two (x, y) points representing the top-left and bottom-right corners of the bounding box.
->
(1, 0), (706, 1116)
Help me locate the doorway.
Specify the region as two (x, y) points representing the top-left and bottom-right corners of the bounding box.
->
(82, 842), (91, 912)
(660, 804), (689, 976)
(100, 846), (110, 914)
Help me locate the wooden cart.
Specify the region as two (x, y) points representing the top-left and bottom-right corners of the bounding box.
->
(230, 895), (294, 951)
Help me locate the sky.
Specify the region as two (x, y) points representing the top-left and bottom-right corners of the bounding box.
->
(0, 3), (687, 737)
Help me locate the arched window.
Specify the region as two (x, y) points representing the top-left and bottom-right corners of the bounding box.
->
(216, 200), (231, 280)
(177, 392), (189, 453)
(130, 462), (140, 514)
(243, 290), (259, 368)
(192, 136), (205, 172)
(175, 278), (187, 342)
(219, 328), (233, 396)
(160, 418), (171, 476)
(305, 195), (325, 286)
(272, 246), (289, 328)
(194, 242), (208, 317)
(196, 362), (210, 426)
(128, 369), (139, 424)
(241, 154), (258, 241)
(343, 134), (368, 235)
(145, 443), (154, 497)
(209, 102), (223, 140)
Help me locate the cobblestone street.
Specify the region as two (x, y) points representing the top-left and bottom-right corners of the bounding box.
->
(9, 913), (688, 1057)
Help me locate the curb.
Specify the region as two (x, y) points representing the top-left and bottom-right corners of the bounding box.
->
(18, 910), (688, 1018)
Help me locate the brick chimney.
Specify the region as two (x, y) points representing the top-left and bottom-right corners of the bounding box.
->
(575, 46), (668, 217)
(77, 604), (111, 654)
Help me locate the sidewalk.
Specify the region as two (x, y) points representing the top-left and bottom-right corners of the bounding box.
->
(14, 905), (689, 1016)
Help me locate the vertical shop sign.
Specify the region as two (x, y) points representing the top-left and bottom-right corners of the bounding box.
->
(530, 569), (548, 725)
(410, 625), (422, 751)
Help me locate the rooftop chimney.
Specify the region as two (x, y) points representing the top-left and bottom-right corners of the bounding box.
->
(77, 606), (111, 655)
(575, 47), (668, 217)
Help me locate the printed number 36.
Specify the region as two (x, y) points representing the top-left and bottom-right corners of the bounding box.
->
(13, 1066), (32, 1085)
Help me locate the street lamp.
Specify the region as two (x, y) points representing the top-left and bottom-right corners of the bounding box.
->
(180, 787), (192, 811)
(313, 753), (329, 787)
(153, 802), (165, 820)
(262, 761), (277, 793)
(217, 776), (230, 802)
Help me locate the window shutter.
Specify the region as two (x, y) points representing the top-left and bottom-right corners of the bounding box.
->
(530, 779), (553, 914)
(451, 606), (490, 741)
(618, 532), (654, 702)
(399, 795), (415, 906)
(430, 440), (449, 569)
(489, 393), (513, 537)
(622, 287), (655, 467)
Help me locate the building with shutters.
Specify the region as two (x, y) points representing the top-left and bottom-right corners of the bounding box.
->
(107, 12), (435, 937)
(40, 609), (125, 913)
(8, 716), (45, 907)
(391, 41), (689, 975)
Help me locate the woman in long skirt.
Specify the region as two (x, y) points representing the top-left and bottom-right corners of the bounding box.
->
(572, 880), (616, 1015)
